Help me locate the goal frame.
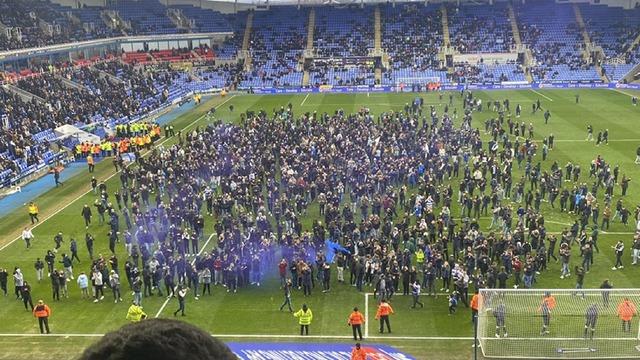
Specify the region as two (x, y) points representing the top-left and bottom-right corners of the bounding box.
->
(395, 76), (441, 92)
(476, 288), (640, 359)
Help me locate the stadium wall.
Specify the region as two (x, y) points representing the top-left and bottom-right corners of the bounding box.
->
(52, 0), (106, 8)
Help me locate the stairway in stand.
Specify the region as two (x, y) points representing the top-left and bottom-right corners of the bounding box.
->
(574, 4), (608, 82)
(508, 4), (533, 83)
(440, 5), (453, 74)
(374, 6), (382, 84)
(302, 8), (316, 87)
(242, 12), (253, 72)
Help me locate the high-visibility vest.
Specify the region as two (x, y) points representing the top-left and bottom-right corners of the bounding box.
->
(294, 309), (313, 325)
(33, 304), (50, 318)
(348, 311), (365, 325)
(351, 348), (366, 360)
(28, 204), (38, 215)
(471, 294), (480, 311)
(126, 304), (146, 322)
(376, 303), (394, 318)
(618, 301), (637, 321)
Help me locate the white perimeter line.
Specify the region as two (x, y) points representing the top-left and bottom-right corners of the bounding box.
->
(364, 293), (369, 339)
(154, 233), (215, 318)
(300, 102), (445, 107)
(553, 139), (640, 142)
(0, 333), (473, 341)
(530, 89), (553, 102)
(482, 337), (638, 341)
(300, 93), (310, 106)
(611, 88), (638, 98)
(0, 95), (235, 253)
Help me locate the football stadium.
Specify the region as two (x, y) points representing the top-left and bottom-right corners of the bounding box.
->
(0, 0), (640, 359)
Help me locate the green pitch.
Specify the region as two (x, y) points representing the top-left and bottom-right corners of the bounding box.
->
(0, 89), (640, 360)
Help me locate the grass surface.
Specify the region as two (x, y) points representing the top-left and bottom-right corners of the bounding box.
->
(1, 89), (640, 360)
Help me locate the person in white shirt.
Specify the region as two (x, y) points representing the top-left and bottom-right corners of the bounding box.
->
(22, 227), (34, 249)
(411, 281), (424, 309)
(92, 270), (104, 303)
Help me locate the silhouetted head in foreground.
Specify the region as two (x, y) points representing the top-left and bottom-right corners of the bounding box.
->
(79, 318), (238, 360)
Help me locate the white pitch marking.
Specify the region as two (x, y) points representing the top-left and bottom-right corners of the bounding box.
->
(553, 139), (640, 142)
(300, 93), (310, 106)
(530, 89), (553, 102)
(364, 293), (369, 339)
(611, 88), (639, 98)
(154, 233), (215, 318)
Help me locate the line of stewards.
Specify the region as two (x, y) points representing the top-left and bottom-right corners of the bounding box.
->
(74, 125), (162, 158)
(114, 122), (161, 138)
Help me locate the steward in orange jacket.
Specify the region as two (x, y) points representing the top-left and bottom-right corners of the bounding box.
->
(33, 300), (51, 334)
(348, 307), (365, 341)
(471, 291), (481, 324)
(375, 300), (394, 334)
(351, 343), (366, 360)
(618, 298), (637, 332)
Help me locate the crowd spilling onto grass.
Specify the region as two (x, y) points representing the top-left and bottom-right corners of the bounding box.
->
(3, 92), (640, 321)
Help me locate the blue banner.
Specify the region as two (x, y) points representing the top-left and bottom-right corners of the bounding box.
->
(227, 342), (417, 360)
(325, 239), (350, 263)
(246, 82), (640, 94)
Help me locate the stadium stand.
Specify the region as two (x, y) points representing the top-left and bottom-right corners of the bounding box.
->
(448, 3), (514, 54)
(515, 0), (601, 82)
(381, 3), (446, 86)
(109, 0), (179, 35)
(240, 7), (306, 88)
(171, 5), (232, 33)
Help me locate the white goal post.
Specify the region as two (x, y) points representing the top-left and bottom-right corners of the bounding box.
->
(476, 289), (640, 359)
(394, 77), (441, 92)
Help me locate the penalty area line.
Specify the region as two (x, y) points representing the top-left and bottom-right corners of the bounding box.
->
(611, 88), (638, 98)
(154, 232), (215, 318)
(530, 89), (553, 102)
(300, 93), (310, 106)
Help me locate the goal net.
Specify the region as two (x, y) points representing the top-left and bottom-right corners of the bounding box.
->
(395, 77), (441, 92)
(477, 289), (640, 359)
